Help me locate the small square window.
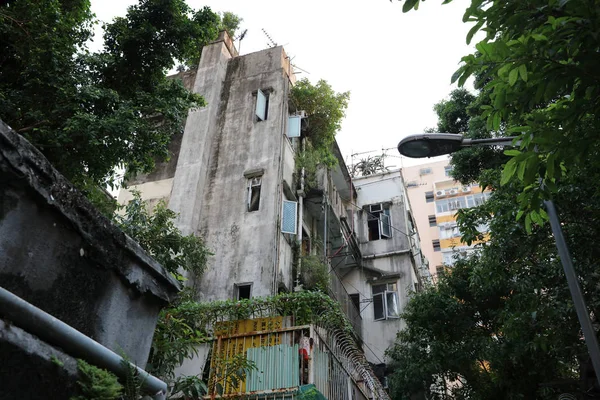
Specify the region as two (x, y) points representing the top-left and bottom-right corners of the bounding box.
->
(248, 177), (261, 212)
(420, 167), (432, 175)
(236, 283), (252, 300)
(432, 239), (441, 252)
(444, 166), (454, 177)
(425, 191), (434, 203)
(428, 215), (437, 227)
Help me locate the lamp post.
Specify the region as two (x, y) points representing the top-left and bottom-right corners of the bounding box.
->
(398, 133), (600, 386)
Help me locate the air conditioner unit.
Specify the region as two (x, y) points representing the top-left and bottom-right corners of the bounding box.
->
(449, 189), (459, 195)
(369, 203), (382, 213)
(436, 190), (446, 197)
(297, 110), (307, 118)
(461, 186), (471, 193)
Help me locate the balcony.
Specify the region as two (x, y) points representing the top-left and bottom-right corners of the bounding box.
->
(205, 318), (386, 399)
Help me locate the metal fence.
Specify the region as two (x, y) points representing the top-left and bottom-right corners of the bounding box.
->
(204, 323), (384, 399)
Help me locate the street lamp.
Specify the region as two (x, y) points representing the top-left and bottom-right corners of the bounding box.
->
(399, 133), (600, 386)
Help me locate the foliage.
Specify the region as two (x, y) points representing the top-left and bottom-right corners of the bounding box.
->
(297, 255), (330, 292)
(219, 11), (242, 38)
(120, 358), (144, 400)
(209, 353), (257, 396)
(388, 88), (600, 399)
(170, 375), (208, 399)
(71, 360), (122, 400)
(148, 291), (356, 384)
(400, 0), (600, 228)
(433, 88), (476, 134)
(0, 0), (222, 189)
(291, 79), (349, 190)
(115, 192), (211, 282)
(350, 154), (386, 177)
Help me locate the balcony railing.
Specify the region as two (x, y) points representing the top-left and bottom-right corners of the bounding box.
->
(204, 321), (386, 399)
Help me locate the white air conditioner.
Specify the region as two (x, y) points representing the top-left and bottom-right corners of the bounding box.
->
(436, 190), (446, 197)
(461, 186), (470, 193)
(449, 189), (458, 195)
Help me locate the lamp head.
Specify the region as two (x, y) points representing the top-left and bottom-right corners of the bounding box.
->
(398, 133), (465, 158)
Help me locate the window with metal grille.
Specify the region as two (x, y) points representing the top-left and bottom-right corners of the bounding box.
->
(425, 191), (434, 203)
(432, 239), (441, 252)
(372, 282), (400, 321)
(367, 204), (392, 241)
(420, 167), (432, 175)
(247, 177), (261, 212)
(255, 89), (269, 121)
(428, 214), (437, 227)
(281, 200), (297, 234)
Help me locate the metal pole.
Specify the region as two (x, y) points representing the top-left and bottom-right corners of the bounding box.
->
(0, 286), (168, 398)
(462, 137), (517, 147)
(544, 200), (600, 386)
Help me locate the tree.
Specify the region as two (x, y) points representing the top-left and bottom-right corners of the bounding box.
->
(432, 88), (476, 134)
(399, 0), (600, 227)
(0, 0), (234, 190)
(389, 81), (600, 398)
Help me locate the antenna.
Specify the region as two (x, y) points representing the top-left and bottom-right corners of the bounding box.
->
(235, 29), (248, 54)
(261, 28), (277, 48)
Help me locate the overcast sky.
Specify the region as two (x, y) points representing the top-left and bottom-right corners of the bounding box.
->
(92, 0), (475, 168)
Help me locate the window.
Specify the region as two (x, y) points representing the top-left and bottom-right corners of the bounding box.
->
(236, 283), (252, 300)
(419, 167), (432, 175)
(248, 177), (262, 212)
(367, 204), (392, 241)
(281, 200), (298, 234)
(435, 196), (467, 213)
(425, 191), (434, 203)
(428, 214), (437, 227)
(444, 165), (454, 177)
(465, 192), (491, 207)
(287, 115), (301, 138)
(349, 293), (360, 312)
(255, 89), (269, 121)
(439, 224), (460, 239)
(372, 282), (400, 321)
(432, 239), (441, 252)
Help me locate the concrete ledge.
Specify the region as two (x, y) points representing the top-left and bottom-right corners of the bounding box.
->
(0, 120), (181, 365)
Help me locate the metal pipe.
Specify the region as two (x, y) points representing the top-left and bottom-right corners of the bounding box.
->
(0, 286), (167, 399)
(462, 137), (517, 147)
(544, 200), (600, 386)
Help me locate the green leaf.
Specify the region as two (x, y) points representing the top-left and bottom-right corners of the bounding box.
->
(467, 21), (484, 44)
(524, 213), (532, 233)
(501, 158), (518, 185)
(531, 33), (548, 41)
(402, 0), (419, 13)
(518, 64), (528, 82)
(504, 149), (521, 156)
(516, 210), (524, 221)
(508, 68), (519, 86)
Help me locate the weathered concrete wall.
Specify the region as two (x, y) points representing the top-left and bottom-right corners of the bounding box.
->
(345, 170), (418, 365)
(0, 121), (180, 366)
(195, 45), (292, 300)
(0, 320), (79, 399)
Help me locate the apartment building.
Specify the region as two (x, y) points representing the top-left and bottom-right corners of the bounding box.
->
(402, 159), (490, 278)
(119, 31), (428, 399)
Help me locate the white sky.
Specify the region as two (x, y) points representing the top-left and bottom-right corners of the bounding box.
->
(91, 0), (475, 168)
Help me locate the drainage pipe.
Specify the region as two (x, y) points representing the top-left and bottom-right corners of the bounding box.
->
(0, 286), (167, 399)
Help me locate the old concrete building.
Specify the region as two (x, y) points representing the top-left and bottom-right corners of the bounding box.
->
(120, 31), (429, 398)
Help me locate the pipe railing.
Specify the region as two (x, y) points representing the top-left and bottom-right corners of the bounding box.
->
(0, 286), (167, 399)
